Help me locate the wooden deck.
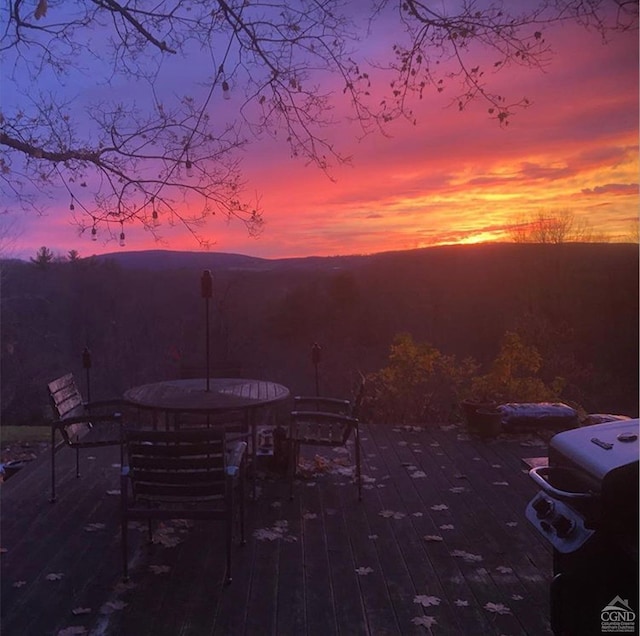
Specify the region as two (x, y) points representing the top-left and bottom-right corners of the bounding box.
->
(1, 422), (554, 636)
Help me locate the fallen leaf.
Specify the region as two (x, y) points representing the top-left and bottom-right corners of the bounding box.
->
(46, 573), (64, 581)
(113, 580), (137, 594)
(506, 521), (518, 527)
(430, 504), (448, 511)
(100, 599), (127, 614)
(84, 523), (106, 532)
(496, 566), (513, 574)
(368, 534), (379, 540)
(511, 594), (524, 601)
(492, 481), (510, 486)
(270, 501), (282, 508)
(302, 512), (318, 520)
(355, 566), (373, 575)
(451, 550), (483, 563)
(149, 565), (171, 575)
(410, 470), (427, 479)
(106, 490), (120, 496)
(423, 535), (443, 542)
(57, 627), (87, 636)
(13, 580), (27, 588)
(411, 615), (437, 628)
(253, 520), (297, 542)
(379, 509), (398, 519)
(449, 486), (467, 493)
(412, 511), (423, 517)
(71, 607), (92, 615)
(454, 599), (469, 607)
(484, 602), (511, 615)
(414, 594), (441, 607)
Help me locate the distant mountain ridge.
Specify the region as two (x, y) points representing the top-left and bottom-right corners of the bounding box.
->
(89, 248), (370, 271)
(89, 242), (639, 273)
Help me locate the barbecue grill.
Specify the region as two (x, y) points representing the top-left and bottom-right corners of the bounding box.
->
(526, 418), (639, 636)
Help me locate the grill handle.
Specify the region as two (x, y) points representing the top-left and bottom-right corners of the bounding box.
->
(528, 466), (594, 501)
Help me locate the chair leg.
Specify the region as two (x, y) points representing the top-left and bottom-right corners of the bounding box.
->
(122, 519), (129, 581)
(50, 428), (57, 503)
(226, 487), (233, 584)
(288, 439), (297, 500)
(355, 429), (362, 502)
(240, 463), (246, 546)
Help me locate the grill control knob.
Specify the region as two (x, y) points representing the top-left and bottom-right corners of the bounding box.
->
(532, 496), (554, 519)
(552, 515), (574, 538)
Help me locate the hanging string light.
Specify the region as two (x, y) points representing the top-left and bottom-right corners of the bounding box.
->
(119, 221), (126, 247)
(91, 225), (97, 241)
(222, 80), (231, 100)
(69, 196), (75, 211)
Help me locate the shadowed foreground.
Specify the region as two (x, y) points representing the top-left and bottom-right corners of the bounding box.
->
(1, 421), (553, 635)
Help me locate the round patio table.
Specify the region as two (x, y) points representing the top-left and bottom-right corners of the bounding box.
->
(123, 378), (290, 498)
(124, 377), (290, 413)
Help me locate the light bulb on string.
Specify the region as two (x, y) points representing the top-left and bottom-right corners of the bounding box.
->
(91, 226), (97, 241)
(119, 222), (126, 247)
(222, 80), (231, 100)
(185, 159), (193, 177)
(69, 197), (75, 211)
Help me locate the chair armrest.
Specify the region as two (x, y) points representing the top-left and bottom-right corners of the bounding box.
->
(52, 411), (123, 430)
(226, 441), (247, 477)
(291, 410), (358, 424)
(294, 396), (351, 414)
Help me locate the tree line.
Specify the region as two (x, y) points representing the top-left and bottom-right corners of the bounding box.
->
(1, 242), (638, 426)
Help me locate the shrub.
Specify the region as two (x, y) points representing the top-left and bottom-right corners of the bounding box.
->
(470, 331), (565, 403)
(366, 333), (478, 424)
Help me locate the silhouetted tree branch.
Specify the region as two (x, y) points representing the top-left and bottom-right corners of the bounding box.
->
(1, 0), (636, 245)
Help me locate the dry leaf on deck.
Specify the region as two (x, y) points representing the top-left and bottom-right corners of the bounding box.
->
(413, 594), (441, 607)
(411, 616), (437, 628)
(484, 602), (511, 615)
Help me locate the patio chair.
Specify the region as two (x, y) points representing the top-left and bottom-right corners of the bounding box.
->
(48, 373), (124, 502)
(120, 427), (246, 583)
(289, 380), (366, 500)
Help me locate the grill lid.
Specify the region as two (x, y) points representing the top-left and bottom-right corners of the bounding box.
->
(550, 419), (639, 483)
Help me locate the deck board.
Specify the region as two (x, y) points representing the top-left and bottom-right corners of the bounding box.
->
(1, 421), (554, 636)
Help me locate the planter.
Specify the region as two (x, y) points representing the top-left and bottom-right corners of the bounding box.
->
(474, 408), (503, 438)
(461, 399), (497, 433)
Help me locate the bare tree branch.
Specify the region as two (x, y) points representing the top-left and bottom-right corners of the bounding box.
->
(1, 0), (636, 245)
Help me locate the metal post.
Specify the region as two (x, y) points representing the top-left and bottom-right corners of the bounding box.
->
(201, 270), (213, 392)
(311, 342), (321, 397)
(82, 347), (92, 403)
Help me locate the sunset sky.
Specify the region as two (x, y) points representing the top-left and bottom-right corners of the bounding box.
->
(4, 8), (638, 261)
